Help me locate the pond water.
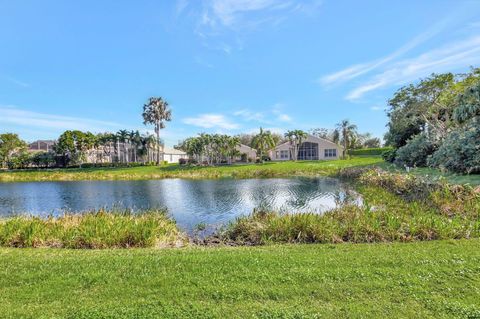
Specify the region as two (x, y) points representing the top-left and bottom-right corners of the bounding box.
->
(0, 178), (361, 233)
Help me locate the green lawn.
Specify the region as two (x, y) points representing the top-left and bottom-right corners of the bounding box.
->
(378, 162), (480, 186)
(0, 157), (383, 182)
(1, 240), (479, 318)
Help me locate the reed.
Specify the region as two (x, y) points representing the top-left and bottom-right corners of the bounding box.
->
(0, 208), (186, 248)
(219, 186), (480, 245)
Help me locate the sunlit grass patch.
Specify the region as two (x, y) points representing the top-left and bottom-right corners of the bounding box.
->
(0, 209), (186, 248)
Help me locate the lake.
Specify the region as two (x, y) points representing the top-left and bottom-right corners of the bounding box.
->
(0, 178), (361, 233)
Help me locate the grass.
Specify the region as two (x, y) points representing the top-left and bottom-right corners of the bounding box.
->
(378, 162), (480, 186)
(0, 157), (383, 182)
(219, 185), (480, 245)
(0, 209), (185, 248)
(0, 240), (479, 318)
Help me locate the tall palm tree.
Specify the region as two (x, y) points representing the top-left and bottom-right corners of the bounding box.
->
(129, 130), (141, 163)
(227, 136), (240, 164)
(284, 130), (307, 161)
(335, 119), (357, 158)
(251, 128), (276, 163)
(117, 129), (130, 163)
(142, 97), (172, 165)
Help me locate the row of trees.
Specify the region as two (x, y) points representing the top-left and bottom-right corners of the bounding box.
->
(176, 120), (368, 165)
(0, 96), (173, 169)
(0, 130), (162, 169)
(176, 134), (241, 165)
(384, 68), (480, 173)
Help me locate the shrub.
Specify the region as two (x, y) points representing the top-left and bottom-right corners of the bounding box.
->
(179, 158), (187, 165)
(381, 149), (397, 163)
(394, 133), (436, 167)
(349, 147), (393, 156)
(428, 120), (480, 174)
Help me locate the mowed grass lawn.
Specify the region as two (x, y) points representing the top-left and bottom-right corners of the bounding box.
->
(0, 157), (383, 182)
(1, 240), (480, 319)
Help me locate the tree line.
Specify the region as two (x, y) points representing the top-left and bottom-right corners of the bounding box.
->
(0, 97), (172, 169)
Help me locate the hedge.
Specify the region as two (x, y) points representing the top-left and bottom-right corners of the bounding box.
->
(348, 147), (393, 156)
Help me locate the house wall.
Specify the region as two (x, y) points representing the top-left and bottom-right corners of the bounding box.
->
(236, 144), (257, 161)
(270, 135), (341, 161)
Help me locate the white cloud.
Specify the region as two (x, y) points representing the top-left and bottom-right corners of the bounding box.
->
(175, 0), (189, 16)
(346, 36), (480, 100)
(182, 113), (239, 129)
(276, 113), (292, 122)
(206, 0), (280, 27)
(319, 16), (453, 86)
(0, 105), (121, 132)
(234, 109), (266, 122)
(370, 106), (383, 111)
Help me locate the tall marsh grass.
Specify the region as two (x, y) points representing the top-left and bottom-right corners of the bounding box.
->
(219, 186), (480, 245)
(0, 209), (186, 248)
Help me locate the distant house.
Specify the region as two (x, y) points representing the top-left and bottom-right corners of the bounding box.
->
(162, 146), (187, 164)
(28, 140), (56, 152)
(270, 134), (342, 161)
(236, 144), (257, 162)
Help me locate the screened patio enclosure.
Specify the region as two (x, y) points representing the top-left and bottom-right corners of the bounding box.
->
(297, 142), (319, 160)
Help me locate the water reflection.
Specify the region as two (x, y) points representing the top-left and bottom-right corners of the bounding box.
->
(0, 178), (361, 232)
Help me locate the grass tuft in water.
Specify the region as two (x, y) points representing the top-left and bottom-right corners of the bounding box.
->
(0, 208), (186, 249)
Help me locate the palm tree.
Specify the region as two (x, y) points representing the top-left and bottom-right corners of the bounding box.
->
(117, 130), (130, 163)
(335, 119), (357, 159)
(142, 97), (172, 165)
(129, 130), (141, 162)
(251, 128), (276, 163)
(226, 136), (240, 164)
(284, 130), (307, 161)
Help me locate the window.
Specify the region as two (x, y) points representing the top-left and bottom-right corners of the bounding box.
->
(276, 151), (279, 159)
(280, 150), (289, 159)
(324, 149), (337, 158)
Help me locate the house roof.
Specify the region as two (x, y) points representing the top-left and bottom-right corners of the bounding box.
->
(163, 146), (187, 155)
(274, 134), (343, 150)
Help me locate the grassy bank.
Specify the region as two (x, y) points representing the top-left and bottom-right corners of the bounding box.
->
(377, 162), (480, 186)
(0, 209), (185, 248)
(219, 185), (480, 245)
(0, 157), (383, 182)
(1, 240), (479, 318)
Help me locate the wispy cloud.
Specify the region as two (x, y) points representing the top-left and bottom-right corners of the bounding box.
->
(370, 106), (383, 111)
(183, 113), (239, 129)
(319, 16), (453, 87)
(234, 109), (266, 122)
(194, 0), (322, 53)
(233, 104), (293, 124)
(2, 76), (30, 88)
(0, 105), (121, 132)
(346, 36), (480, 100)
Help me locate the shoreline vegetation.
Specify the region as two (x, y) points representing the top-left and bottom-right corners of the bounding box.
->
(1, 156), (479, 185)
(0, 157), (382, 182)
(2, 167), (478, 249)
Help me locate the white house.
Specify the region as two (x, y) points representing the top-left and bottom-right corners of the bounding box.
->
(236, 144), (257, 162)
(270, 134), (342, 161)
(162, 146), (187, 163)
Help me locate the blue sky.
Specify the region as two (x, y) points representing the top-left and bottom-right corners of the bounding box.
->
(1, 0), (480, 146)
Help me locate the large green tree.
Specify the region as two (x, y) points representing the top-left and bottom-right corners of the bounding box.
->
(0, 133), (27, 168)
(142, 97), (172, 165)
